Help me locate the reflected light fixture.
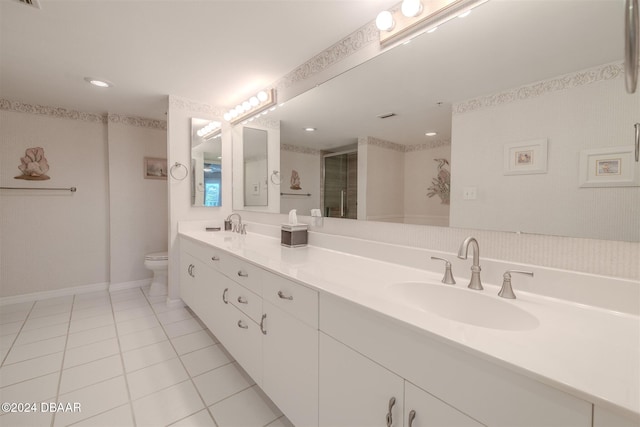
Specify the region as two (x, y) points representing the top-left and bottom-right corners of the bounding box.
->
(304, 127), (317, 132)
(84, 77), (113, 88)
(197, 121), (222, 140)
(224, 88), (277, 125)
(425, 132), (438, 136)
(376, 0), (487, 45)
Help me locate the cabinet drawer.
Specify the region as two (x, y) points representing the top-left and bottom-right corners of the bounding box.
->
(263, 271), (318, 328)
(222, 255), (263, 296)
(224, 308), (263, 385)
(227, 280), (262, 324)
(181, 237), (227, 272)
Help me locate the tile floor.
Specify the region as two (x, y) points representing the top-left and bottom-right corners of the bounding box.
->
(0, 286), (293, 427)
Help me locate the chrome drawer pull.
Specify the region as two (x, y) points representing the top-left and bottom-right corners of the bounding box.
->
(211, 256), (220, 261)
(237, 271), (249, 278)
(237, 320), (248, 329)
(260, 313), (267, 335)
(237, 296), (248, 304)
(386, 397), (396, 427)
(222, 288), (229, 304)
(277, 291), (293, 300)
(408, 410), (416, 427)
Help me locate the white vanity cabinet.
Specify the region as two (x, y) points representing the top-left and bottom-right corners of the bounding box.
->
(319, 332), (404, 427)
(404, 381), (483, 427)
(320, 293), (593, 427)
(593, 406), (640, 427)
(261, 272), (319, 427)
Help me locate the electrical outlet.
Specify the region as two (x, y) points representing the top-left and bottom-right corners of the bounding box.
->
(463, 186), (477, 200)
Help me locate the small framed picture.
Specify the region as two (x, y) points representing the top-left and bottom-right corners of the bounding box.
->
(579, 146), (638, 187)
(503, 139), (548, 175)
(144, 157), (168, 180)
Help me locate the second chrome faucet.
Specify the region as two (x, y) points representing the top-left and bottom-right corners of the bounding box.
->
(457, 236), (483, 291)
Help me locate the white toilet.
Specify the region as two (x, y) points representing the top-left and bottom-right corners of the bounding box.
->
(144, 251), (168, 296)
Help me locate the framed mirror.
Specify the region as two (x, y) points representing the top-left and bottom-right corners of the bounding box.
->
(250, 0), (637, 242)
(190, 118), (222, 207)
(243, 127), (269, 207)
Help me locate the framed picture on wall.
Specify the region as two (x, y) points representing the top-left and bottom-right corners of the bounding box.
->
(503, 139), (548, 175)
(579, 146), (639, 187)
(144, 157), (168, 180)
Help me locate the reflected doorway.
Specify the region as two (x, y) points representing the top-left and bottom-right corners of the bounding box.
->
(323, 150), (357, 219)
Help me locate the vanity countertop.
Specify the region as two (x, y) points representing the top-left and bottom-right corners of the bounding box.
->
(179, 229), (639, 418)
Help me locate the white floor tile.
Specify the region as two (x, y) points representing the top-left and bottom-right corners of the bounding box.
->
(209, 385), (282, 427)
(151, 300), (183, 314)
(69, 312), (114, 334)
(122, 340), (177, 373)
(73, 296), (111, 311)
(170, 409), (217, 427)
(266, 416), (295, 427)
(193, 363), (254, 406)
(13, 322), (69, 346)
(156, 307), (194, 325)
(115, 314), (160, 335)
(34, 295), (73, 308)
(113, 305), (155, 323)
(126, 357), (189, 400)
(0, 333), (17, 350)
(111, 297), (149, 313)
(66, 324), (116, 349)
(4, 335), (67, 365)
(110, 289), (144, 303)
(118, 326), (167, 352)
(132, 380), (204, 427)
(54, 375), (129, 427)
(0, 310), (29, 325)
(0, 406), (54, 426)
(171, 330), (216, 355)
(0, 321), (24, 337)
(0, 372), (58, 404)
(73, 290), (110, 302)
(71, 305), (113, 321)
(163, 317), (204, 339)
(0, 301), (34, 315)
(59, 354), (123, 394)
(22, 312), (70, 331)
(181, 344), (233, 377)
(29, 302), (72, 319)
(0, 352), (63, 386)
(63, 338), (120, 369)
(69, 403), (134, 427)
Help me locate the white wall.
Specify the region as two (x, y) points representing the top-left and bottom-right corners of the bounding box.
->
(363, 141), (405, 222)
(450, 66), (640, 241)
(280, 147), (321, 215)
(107, 118), (167, 287)
(0, 103), (167, 299)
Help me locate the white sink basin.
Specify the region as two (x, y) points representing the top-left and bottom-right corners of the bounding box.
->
(388, 282), (539, 331)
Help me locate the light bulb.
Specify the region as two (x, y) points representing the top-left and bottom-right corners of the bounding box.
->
(257, 91), (268, 102)
(249, 96), (259, 106)
(401, 0), (422, 18)
(242, 101), (251, 111)
(224, 112), (232, 121)
(376, 11), (394, 31)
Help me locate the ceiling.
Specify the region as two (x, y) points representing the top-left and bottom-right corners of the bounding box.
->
(0, 0), (398, 120)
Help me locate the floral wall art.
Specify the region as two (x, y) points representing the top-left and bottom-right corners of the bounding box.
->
(427, 158), (450, 204)
(15, 147), (50, 180)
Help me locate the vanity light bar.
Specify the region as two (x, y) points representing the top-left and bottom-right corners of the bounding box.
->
(377, 0), (488, 45)
(197, 121), (222, 139)
(224, 89), (277, 125)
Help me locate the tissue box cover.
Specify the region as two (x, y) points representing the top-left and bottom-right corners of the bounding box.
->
(281, 224), (308, 247)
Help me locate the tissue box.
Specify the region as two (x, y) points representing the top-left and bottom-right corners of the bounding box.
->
(281, 224), (308, 248)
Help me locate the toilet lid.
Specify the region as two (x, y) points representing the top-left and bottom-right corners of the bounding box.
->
(145, 251), (168, 261)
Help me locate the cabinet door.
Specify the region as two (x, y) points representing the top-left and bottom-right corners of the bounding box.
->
(404, 381), (483, 427)
(180, 252), (202, 313)
(319, 333), (404, 427)
(594, 406), (639, 427)
(263, 301), (318, 427)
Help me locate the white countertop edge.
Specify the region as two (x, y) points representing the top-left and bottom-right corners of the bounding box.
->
(178, 228), (640, 419)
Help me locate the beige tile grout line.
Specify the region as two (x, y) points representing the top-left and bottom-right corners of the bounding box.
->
(51, 295), (75, 427)
(0, 300), (36, 367)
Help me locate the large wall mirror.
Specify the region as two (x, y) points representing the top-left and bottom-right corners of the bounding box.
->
(243, 127), (269, 207)
(191, 118), (222, 207)
(234, 0), (639, 242)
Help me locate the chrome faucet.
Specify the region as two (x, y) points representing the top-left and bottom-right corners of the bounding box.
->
(224, 213), (246, 234)
(498, 270), (534, 299)
(457, 236), (483, 290)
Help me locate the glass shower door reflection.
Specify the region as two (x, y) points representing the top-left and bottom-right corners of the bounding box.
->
(323, 151), (357, 219)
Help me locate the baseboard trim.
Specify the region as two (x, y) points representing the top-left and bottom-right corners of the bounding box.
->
(0, 282), (110, 306)
(109, 279), (152, 293)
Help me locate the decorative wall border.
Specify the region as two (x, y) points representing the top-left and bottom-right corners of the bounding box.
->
(281, 143), (322, 156)
(453, 62), (624, 115)
(274, 20), (380, 91)
(168, 95), (227, 118)
(1, 98), (168, 130)
(359, 136), (451, 153)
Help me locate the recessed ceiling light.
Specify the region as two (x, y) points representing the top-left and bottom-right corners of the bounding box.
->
(425, 132), (437, 136)
(304, 127), (317, 132)
(84, 77), (113, 88)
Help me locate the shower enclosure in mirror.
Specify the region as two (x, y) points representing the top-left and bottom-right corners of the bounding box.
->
(190, 118), (222, 207)
(323, 150), (357, 219)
